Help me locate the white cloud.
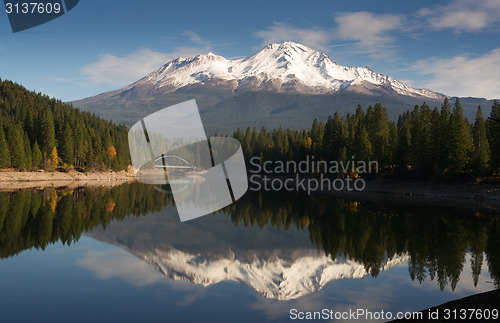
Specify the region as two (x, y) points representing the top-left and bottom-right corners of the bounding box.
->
(81, 29), (214, 86)
(78, 249), (167, 287)
(418, 0), (500, 32)
(80, 48), (171, 85)
(414, 47), (500, 99)
(254, 14), (403, 59)
(182, 31), (209, 45)
(333, 11), (403, 59)
(81, 45), (210, 86)
(253, 22), (333, 51)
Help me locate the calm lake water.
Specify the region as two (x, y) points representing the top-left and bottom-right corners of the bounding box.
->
(0, 183), (498, 322)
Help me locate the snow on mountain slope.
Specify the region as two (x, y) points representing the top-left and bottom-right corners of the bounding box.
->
(130, 247), (409, 300)
(131, 41), (443, 99)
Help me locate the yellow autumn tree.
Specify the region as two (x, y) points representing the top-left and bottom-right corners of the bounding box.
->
(50, 146), (58, 171)
(304, 137), (312, 150)
(107, 146), (117, 161)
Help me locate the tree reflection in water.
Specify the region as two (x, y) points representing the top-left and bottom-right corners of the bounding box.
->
(0, 183), (498, 290)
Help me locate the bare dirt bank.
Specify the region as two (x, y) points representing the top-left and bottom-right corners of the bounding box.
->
(0, 169), (135, 191)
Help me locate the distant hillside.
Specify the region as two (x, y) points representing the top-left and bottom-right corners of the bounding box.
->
(73, 85), (496, 134)
(0, 78), (130, 170)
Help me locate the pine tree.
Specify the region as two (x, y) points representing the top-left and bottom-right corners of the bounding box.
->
(488, 101), (500, 175)
(233, 128), (244, 144)
(355, 104), (365, 122)
(91, 135), (103, 170)
(345, 114), (358, 158)
(335, 113), (348, 160)
(387, 121), (398, 166)
(32, 141), (42, 169)
(256, 127), (269, 154)
(250, 127), (259, 154)
(439, 98), (452, 172)
(243, 127), (252, 156)
(472, 106), (490, 176)
(283, 133), (290, 157)
(355, 126), (372, 160)
(272, 126), (286, 158)
(6, 124), (26, 169)
(86, 139), (95, 170)
(23, 131), (32, 170)
(411, 103), (432, 174)
(396, 117), (412, 169)
(322, 116), (334, 159)
(0, 126), (11, 168)
(447, 98), (472, 176)
(310, 118), (323, 156)
(60, 122), (74, 165)
(367, 103), (390, 166)
(429, 107), (441, 175)
(39, 107), (56, 158)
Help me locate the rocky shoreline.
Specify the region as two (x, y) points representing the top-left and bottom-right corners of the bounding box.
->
(2, 171), (499, 213)
(0, 169), (135, 191)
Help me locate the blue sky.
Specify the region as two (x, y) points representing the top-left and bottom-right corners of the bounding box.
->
(1, 0), (500, 101)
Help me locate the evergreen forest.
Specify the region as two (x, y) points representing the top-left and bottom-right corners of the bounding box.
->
(2, 78), (499, 180)
(0, 79), (130, 171)
(233, 98), (500, 179)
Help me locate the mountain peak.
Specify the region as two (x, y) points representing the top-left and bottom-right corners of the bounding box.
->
(265, 41), (312, 51)
(130, 41), (443, 99)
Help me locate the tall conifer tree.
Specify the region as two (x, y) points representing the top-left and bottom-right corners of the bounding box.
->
(7, 124), (26, 169)
(448, 99), (472, 175)
(32, 141), (42, 169)
(471, 106), (490, 176)
(488, 101), (500, 174)
(39, 107), (56, 158)
(0, 126), (11, 168)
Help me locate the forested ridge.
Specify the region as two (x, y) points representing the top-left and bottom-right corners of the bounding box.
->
(1, 77), (499, 179)
(0, 79), (130, 171)
(233, 98), (500, 178)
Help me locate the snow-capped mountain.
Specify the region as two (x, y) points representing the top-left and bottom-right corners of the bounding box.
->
(129, 246), (408, 300)
(74, 40), (477, 129)
(130, 41), (443, 99)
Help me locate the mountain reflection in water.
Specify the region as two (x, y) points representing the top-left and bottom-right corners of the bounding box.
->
(0, 182), (498, 299)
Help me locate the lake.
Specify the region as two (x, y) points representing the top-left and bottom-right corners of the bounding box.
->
(0, 183), (498, 322)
